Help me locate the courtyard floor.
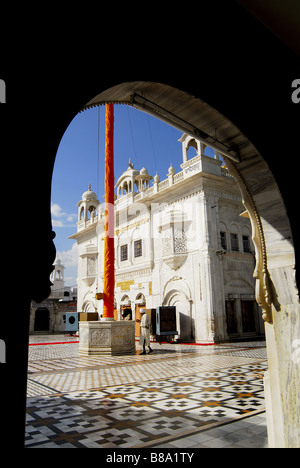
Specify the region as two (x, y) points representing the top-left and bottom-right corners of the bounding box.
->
(25, 335), (268, 449)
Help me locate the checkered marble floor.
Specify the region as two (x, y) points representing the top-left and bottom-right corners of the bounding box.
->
(25, 337), (267, 448)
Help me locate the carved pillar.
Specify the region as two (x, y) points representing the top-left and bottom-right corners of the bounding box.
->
(223, 156), (300, 447)
(223, 157), (273, 323)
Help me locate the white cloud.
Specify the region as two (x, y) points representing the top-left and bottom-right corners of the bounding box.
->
(56, 243), (78, 268)
(51, 203), (77, 228)
(51, 203), (64, 217)
(52, 219), (64, 227)
(64, 276), (77, 287)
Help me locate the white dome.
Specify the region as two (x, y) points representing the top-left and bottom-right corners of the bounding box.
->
(82, 183), (98, 201)
(140, 165), (148, 175)
(115, 159), (139, 187)
(168, 163), (175, 175)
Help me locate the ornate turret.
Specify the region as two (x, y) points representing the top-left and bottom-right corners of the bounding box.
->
(115, 159), (153, 198)
(50, 257), (65, 299)
(135, 165), (153, 192)
(77, 183), (100, 222)
(115, 159), (140, 199)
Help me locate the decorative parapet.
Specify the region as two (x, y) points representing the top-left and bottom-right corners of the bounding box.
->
(77, 214), (99, 232)
(115, 154), (233, 210)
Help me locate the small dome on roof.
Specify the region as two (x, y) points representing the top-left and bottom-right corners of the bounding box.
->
(82, 183), (98, 201)
(168, 163), (175, 175)
(115, 159), (139, 188)
(140, 165), (148, 175)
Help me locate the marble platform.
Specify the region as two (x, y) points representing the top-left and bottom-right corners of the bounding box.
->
(78, 321), (136, 356)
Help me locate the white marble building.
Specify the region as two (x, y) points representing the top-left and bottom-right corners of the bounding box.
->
(70, 134), (264, 342)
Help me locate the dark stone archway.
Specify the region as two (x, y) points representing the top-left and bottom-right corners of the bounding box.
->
(34, 308), (50, 332)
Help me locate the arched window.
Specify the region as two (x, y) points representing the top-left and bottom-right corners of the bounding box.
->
(121, 295), (131, 306)
(187, 139), (198, 159)
(219, 221), (228, 250)
(88, 205), (96, 218)
(136, 293), (146, 305)
(230, 223), (240, 252)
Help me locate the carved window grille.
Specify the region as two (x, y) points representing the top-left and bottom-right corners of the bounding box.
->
(242, 235), (251, 253)
(121, 244), (128, 261)
(162, 227), (187, 255)
(174, 228), (187, 253)
(87, 257), (96, 275)
(134, 239), (142, 258)
(220, 231), (227, 250)
(162, 229), (172, 255)
(230, 233), (239, 252)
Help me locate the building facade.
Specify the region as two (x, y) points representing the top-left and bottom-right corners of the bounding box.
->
(70, 134), (264, 342)
(30, 258), (77, 334)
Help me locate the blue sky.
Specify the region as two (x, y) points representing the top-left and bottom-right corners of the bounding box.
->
(51, 105), (190, 286)
(51, 105), (217, 286)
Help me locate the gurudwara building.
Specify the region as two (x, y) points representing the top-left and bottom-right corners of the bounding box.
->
(70, 134), (264, 342)
(30, 258), (77, 334)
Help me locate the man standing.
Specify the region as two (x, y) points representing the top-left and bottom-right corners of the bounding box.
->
(137, 309), (153, 355)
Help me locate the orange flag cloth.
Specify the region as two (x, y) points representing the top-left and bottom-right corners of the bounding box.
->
(102, 104), (115, 319)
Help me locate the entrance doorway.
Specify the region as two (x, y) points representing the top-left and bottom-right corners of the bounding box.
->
(34, 308), (50, 332)
(225, 299), (260, 336)
(225, 300), (237, 334)
(241, 300), (256, 333)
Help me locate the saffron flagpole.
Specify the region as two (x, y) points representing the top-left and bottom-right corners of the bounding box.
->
(102, 103), (115, 320)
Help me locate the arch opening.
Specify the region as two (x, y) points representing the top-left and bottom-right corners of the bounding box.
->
(51, 80), (299, 448)
(34, 308), (50, 332)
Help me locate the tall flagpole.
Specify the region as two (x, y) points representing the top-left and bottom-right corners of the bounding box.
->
(79, 103), (135, 355)
(102, 104), (115, 320)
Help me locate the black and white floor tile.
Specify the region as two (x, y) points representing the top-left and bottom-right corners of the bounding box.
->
(25, 358), (267, 448)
